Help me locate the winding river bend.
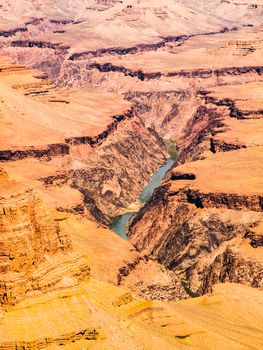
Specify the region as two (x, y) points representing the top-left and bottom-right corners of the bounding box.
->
(112, 156), (176, 239)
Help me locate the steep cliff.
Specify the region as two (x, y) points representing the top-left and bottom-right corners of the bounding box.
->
(1, 1), (263, 348)
(0, 60), (168, 225)
(0, 171), (262, 349)
(0, 169), (262, 349)
(0, 172), (90, 306)
(71, 117), (167, 224)
(128, 82), (263, 294)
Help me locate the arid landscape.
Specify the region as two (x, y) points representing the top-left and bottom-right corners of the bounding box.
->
(0, 0), (263, 349)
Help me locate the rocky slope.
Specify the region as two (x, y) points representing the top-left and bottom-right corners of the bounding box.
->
(0, 173), (262, 349)
(0, 59), (168, 225)
(0, 168), (187, 303)
(1, 277), (263, 350)
(128, 82), (263, 294)
(0, 0), (263, 348)
(0, 170), (90, 306)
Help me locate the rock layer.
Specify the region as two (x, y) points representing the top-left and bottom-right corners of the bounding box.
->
(128, 83), (263, 294)
(1, 1), (263, 348)
(0, 60), (168, 224)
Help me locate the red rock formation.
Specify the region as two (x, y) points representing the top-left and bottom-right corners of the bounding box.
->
(0, 177), (90, 305)
(128, 83), (263, 294)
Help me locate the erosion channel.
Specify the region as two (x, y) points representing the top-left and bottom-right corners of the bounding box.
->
(112, 147), (178, 238)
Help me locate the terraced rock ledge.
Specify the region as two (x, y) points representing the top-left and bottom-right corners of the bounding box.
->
(128, 82), (263, 295)
(0, 1), (263, 349)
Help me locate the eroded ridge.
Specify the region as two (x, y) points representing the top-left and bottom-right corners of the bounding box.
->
(0, 1), (263, 348)
(128, 82), (263, 295)
(0, 174), (90, 306)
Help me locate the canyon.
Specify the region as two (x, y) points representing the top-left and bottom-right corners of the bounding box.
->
(0, 0), (263, 349)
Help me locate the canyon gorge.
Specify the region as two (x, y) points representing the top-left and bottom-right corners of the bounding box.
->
(0, 0), (263, 349)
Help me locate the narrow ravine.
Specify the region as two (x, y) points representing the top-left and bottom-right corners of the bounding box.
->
(112, 155), (176, 239)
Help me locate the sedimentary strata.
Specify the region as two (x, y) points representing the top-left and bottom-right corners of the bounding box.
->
(128, 83), (263, 294)
(0, 183), (91, 306)
(1, 1), (263, 348)
(0, 61), (168, 223)
(0, 143), (70, 162)
(0, 27), (28, 38)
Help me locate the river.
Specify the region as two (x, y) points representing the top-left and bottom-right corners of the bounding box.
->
(111, 156), (176, 239)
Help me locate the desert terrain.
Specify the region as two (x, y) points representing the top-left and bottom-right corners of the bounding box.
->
(0, 0), (263, 349)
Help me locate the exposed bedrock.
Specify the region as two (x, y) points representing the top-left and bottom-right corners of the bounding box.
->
(124, 90), (194, 139)
(0, 57), (170, 226)
(0, 188), (90, 305)
(210, 138), (247, 153)
(2, 18), (263, 299)
(175, 105), (226, 164)
(0, 188), (69, 273)
(65, 108), (134, 146)
(10, 40), (70, 51)
(61, 61), (263, 86)
(0, 27), (28, 38)
(0, 143), (70, 162)
(128, 185), (263, 294)
(128, 96), (263, 294)
(202, 94), (263, 119)
(167, 65), (263, 79)
(0, 328), (99, 350)
(0, 168), (186, 305)
(7, 111), (169, 225)
(198, 241), (263, 294)
(0, 109), (134, 162)
(55, 53), (263, 92)
(67, 28), (234, 62)
(71, 117), (168, 225)
(68, 34), (189, 61)
(1, 46), (66, 80)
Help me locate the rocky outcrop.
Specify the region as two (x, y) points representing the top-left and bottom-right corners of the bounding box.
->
(0, 252), (90, 306)
(128, 185), (263, 294)
(176, 105), (225, 164)
(86, 62), (160, 81)
(68, 35), (189, 61)
(210, 137), (247, 153)
(198, 243), (263, 294)
(39, 172), (69, 187)
(0, 109), (134, 161)
(84, 63), (263, 83)
(49, 19), (74, 26)
(116, 254), (184, 301)
(125, 90), (192, 138)
(202, 94), (263, 119)
(0, 27), (28, 37)
(0, 188), (70, 273)
(166, 65), (263, 79)
(0, 328), (99, 350)
(0, 143), (69, 162)
(181, 188), (263, 211)
(68, 28), (232, 62)
(11, 40), (69, 51)
(65, 108), (134, 146)
(246, 228), (263, 248)
(0, 188), (90, 305)
(71, 118), (168, 225)
(128, 84), (263, 294)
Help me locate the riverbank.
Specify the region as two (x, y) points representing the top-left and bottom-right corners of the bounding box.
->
(111, 150), (177, 238)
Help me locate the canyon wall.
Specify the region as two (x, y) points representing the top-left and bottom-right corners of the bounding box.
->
(0, 177), (90, 306)
(128, 85), (263, 294)
(0, 60), (168, 225)
(0, 1), (263, 348)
